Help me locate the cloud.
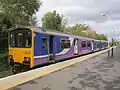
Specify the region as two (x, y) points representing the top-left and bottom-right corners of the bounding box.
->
(36, 0), (120, 39)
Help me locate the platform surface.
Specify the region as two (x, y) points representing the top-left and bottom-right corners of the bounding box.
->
(7, 47), (120, 90)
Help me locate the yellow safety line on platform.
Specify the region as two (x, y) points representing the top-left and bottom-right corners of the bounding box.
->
(0, 47), (115, 90)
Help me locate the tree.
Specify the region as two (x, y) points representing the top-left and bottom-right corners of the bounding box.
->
(42, 10), (67, 32)
(65, 24), (89, 37)
(0, 0), (42, 31)
(87, 30), (98, 39)
(29, 15), (38, 26)
(65, 24), (107, 40)
(98, 34), (107, 40)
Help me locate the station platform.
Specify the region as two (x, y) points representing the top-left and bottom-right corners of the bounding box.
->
(0, 47), (118, 90)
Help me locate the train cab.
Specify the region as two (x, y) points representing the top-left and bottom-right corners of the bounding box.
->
(9, 28), (34, 71)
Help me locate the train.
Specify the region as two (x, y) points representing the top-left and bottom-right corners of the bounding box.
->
(8, 26), (108, 72)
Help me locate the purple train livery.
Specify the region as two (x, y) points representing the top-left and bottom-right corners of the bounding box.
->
(8, 26), (108, 72)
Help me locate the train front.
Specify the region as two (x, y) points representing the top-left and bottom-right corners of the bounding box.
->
(8, 28), (34, 72)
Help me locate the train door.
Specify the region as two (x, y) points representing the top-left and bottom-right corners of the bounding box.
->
(100, 41), (102, 50)
(92, 40), (94, 51)
(49, 36), (55, 60)
(74, 38), (79, 54)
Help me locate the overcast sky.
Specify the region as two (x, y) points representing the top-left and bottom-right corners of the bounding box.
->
(36, 0), (120, 40)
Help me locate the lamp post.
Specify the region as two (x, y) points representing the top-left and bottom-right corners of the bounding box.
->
(100, 13), (110, 47)
(100, 13), (110, 57)
(111, 30), (115, 57)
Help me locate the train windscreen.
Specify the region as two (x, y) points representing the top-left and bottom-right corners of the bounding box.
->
(10, 28), (32, 48)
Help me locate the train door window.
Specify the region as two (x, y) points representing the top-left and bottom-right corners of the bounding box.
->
(82, 41), (86, 47)
(87, 42), (91, 47)
(61, 39), (70, 48)
(25, 31), (32, 48)
(94, 42), (96, 46)
(42, 38), (48, 49)
(25, 37), (31, 47)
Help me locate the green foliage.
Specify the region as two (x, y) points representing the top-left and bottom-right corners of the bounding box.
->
(74, 24), (88, 31)
(65, 24), (88, 37)
(98, 34), (107, 40)
(42, 10), (67, 32)
(0, 0), (42, 31)
(65, 24), (107, 40)
(0, 0), (42, 72)
(115, 40), (120, 46)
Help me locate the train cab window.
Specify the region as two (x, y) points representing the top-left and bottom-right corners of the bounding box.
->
(82, 41), (86, 47)
(87, 42), (91, 47)
(10, 33), (16, 47)
(10, 28), (32, 48)
(17, 32), (24, 47)
(42, 38), (48, 49)
(61, 39), (70, 48)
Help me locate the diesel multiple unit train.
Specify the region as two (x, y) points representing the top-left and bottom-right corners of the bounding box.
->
(9, 26), (108, 72)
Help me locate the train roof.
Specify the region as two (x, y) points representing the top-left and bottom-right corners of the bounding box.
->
(26, 26), (96, 40)
(12, 26), (107, 42)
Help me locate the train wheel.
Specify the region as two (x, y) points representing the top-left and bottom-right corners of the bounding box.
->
(12, 67), (17, 74)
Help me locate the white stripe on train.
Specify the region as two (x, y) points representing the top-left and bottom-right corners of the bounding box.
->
(34, 49), (70, 59)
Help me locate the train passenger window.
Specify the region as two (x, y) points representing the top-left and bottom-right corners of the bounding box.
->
(61, 39), (70, 48)
(66, 40), (70, 48)
(82, 41), (86, 47)
(42, 38), (48, 49)
(94, 42), (99, 46)
(96, 42), (98, 46)
(87, 42), (91, 47)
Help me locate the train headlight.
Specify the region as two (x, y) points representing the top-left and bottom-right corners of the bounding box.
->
(9, 55), (13, 59)
(24, 57), (30, 62)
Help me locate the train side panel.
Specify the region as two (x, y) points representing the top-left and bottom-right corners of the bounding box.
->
(34, 32), (50, 66)
(33, 32), (107, 67)
(54, 36), (74, 60)
(101, 41), (108, 50)
(93, 40), (101, 51)
(34, 32), (74, 66)
(79, 39), (92, 55)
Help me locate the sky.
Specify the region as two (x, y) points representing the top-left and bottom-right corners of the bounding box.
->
(36, 0), (120, 40)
